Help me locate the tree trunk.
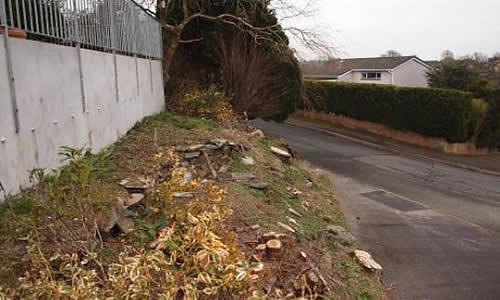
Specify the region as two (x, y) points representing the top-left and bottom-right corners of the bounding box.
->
(162, 32), (180, 84)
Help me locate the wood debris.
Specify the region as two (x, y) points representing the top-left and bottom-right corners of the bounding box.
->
(354, 250), (383, 271)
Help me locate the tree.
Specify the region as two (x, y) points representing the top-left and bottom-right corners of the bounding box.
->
(380, 50), (402, 57)
(441, 50), (455, 61)
(143, 0), (332, 82)
(426, 59), (486, 92)
(472, 52), (489, 63)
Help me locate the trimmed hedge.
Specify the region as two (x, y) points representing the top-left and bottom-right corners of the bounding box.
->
(304, 81), (478, 143)
(475, 88), (500, 149)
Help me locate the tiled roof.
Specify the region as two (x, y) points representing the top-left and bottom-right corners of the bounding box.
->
(302, 56), (427, 77)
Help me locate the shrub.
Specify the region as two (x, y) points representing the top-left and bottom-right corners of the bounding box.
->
(178, 88), (238, 125)
(475, 88), (500, 149)
(304, 81), (479, 143)
(214, 36), (302, 121)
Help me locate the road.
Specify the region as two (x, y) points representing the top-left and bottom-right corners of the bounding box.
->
(253, 120), (500, 300)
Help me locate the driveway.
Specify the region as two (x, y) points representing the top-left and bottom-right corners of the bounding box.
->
(253, 120), (500, 300)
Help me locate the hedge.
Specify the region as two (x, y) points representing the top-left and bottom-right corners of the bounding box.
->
(304, 81), (479, 143)
(475, 88), (500, 149)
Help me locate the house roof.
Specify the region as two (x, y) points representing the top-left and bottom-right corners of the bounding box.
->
(301, 56), (429, 78)
(424, 60), (440, 67)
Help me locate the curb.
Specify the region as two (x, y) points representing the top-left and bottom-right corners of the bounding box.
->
(284, 120), (500, 178)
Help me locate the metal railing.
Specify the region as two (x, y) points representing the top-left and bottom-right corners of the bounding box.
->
(0, 0), (162, 59)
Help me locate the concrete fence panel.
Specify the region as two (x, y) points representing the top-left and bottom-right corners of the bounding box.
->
(0, 37), (164, 200)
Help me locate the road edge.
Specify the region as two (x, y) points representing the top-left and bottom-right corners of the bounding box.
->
(284, 120), (500, 178)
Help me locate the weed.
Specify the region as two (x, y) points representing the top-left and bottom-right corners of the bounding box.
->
(230, 158), (254, 173)
(357, 292), (373, 300)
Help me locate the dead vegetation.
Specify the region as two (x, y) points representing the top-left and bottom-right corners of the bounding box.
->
(0, 112), (385, 299)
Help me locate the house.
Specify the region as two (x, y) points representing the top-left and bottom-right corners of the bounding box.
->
(301, 56), (432, 88)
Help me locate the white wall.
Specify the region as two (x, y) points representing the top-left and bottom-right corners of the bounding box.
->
(392, 59), (430, 88)
(0, 38), (164, 199)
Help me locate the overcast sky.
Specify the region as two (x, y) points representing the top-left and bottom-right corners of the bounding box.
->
(284, 0), (500, 60)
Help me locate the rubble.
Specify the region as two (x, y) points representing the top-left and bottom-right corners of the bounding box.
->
(119, 193), (144, 209)
(248, 182), (270, 190)
(231, 172), (257, 182)
(116, 214), (135, 234)
(184, 151), (201, 159)
(176, 144), (205, 152)
(326, 225), (356, 246)
(119, 178), (148, 193)
(210, 138), (228, 149)
(99, 200), (135, 235)
(327, 225), (346, 235)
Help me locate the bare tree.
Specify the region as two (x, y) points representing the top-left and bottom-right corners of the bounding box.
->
(441, 50), (455, 61)
(472, 52), (489, 63)
(214, 35), (290, 119)
(380, 50), (402, 57)
(136, 0), (333, 82)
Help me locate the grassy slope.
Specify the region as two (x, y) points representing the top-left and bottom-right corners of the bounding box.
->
(0, 112), (384, 299)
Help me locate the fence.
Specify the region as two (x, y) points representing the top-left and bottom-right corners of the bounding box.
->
(0, 0), (165, 200)
(0, 0), (162, 58)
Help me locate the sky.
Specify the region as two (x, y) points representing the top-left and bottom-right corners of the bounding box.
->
(282, 0), (500, 60)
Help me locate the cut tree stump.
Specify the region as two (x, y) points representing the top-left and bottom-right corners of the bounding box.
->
(266, 239), (282, 258)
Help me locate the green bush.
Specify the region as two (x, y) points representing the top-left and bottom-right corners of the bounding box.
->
(304, 81), (479, 143)
(475, 88), (500, 149)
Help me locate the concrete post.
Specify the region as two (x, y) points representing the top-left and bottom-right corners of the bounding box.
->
(1, 0), (20, 133)
(109, 0), (119, 102)
(73, 0), (86, 113)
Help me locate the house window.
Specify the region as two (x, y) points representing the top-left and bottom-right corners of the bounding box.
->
(361, 72), (382, 80)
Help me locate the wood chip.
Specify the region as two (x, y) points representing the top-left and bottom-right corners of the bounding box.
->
(173, 192), (195, 199)
(277, 222), (296, 234)
(241, 156), (255, 166)
(288, 208), (303, 218)
(271, 146), (291, 158)
(287, 216), (298, 226)
(256, 244), (267, 251)
(354, 250), (383, 271)
(262, 231), (287, 242)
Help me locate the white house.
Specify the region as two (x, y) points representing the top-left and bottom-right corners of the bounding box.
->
(302, 56), (432, 88)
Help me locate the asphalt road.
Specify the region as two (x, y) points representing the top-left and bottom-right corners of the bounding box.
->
(253, 120), (500, 300)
